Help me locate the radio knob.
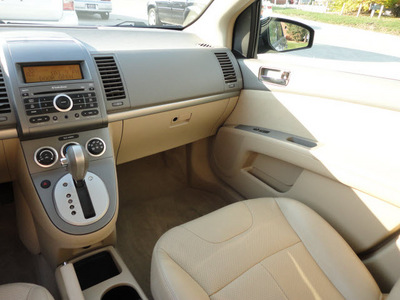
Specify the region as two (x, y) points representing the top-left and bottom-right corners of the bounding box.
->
(54, 94), (73, 112)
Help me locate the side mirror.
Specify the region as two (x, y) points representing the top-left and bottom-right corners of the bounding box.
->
(258, 17), (314, 53)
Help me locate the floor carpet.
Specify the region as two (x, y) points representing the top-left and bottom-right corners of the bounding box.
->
(116, 151), (234, 299)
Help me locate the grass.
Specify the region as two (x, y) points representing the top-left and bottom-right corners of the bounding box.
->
(273, 7), (400, 36)
(287, 41), (308, 49)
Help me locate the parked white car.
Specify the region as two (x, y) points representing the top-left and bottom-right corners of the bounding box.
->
(0, 0), (78, 25)
(74, 0), (113, 20)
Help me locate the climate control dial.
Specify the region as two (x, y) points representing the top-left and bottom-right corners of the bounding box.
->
(53, 94), (73, 112)
(86, 138), (106, 157)
(34, 147), (59, 168)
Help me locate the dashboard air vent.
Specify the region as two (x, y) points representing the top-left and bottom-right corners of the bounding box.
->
(0, 66), (11, 114)
(198, 43), (212, 48)
(215, 52), (237, 84)
(94, 56), (126, 101)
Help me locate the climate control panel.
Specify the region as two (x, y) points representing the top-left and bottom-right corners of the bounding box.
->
(33, 136), (107, 168)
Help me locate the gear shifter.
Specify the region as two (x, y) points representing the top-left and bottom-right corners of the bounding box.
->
(61, 145), (89, 188)
(61, 144), (95, 219)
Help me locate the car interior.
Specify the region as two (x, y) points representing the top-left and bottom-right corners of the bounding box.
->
(0, 0), (399, 299)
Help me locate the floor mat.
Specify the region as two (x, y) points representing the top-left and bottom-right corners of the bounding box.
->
(116, 151), (234, 299)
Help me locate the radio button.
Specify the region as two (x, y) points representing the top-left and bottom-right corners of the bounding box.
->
(73, 103), (86, 110)
(85, 103), (98, 109)
(54, 94), (73, 112)
(24, 98), (38, 104)
(26, 109), (42, 116)
(25, 103), (40, 110)
(86, 97), (97, 103)
(41, 102), (53, 108)
(43, 108), (57, 114)
(81, 110), (99, 117)
(30, 116), (50, 123)
(72, 98), (85, 104)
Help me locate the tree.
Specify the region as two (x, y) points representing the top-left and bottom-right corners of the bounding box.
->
(330, 0), (399, 16)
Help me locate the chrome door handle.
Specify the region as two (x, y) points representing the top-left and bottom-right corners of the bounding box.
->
(259, 67), (290, 86)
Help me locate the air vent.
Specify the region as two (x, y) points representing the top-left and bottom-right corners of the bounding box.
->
(215, 52), (237, 84)
(94, 56), (126, 101)
(198, 43), (212, 48)
(0, 66), (11, 114)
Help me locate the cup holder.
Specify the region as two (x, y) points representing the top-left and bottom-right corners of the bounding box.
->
(102, 285), (142, 300)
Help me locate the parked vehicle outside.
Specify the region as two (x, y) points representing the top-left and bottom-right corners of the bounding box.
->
(147, 0), (208, 26)
(75, 0), (112, 20)
(261, 0), (273, 18)
(0, 0), (78, 25)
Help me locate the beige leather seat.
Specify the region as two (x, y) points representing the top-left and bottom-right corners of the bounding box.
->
(0, 283), (54, 300)
(151, 197), (398, 300)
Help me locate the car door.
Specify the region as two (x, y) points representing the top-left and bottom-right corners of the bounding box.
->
(170, 0), (187, 25)
(211, 3), (400, 293)
(156, 0), (173, 23)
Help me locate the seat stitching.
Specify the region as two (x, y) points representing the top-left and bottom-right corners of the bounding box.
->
(156, 248), (181, 300)
(26, 285), (36, 300)
(180, 201), (255, 244)
(274, 199), (347, 299)
(259, 263), (290, 300)
(209, 241), (302, 296)
(158, 248), (210, 299)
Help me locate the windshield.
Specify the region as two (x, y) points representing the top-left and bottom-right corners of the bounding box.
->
(0, 0), (212, 28)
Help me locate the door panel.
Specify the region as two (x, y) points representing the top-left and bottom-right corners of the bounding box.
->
(211, 57), (400, 290)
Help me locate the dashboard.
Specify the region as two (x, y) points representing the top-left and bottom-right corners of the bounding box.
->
(0, 28), (242, 140)
(0, 26), (242, 238)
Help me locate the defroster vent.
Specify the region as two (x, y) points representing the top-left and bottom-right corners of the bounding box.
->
(94, 56), (126, 101)
(0, 66), (11, 114)
(215, 52), (237, 84)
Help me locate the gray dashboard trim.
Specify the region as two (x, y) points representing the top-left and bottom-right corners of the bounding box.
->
(107, 91), (240, 122)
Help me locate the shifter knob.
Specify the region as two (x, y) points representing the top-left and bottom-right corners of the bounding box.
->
(61, 145), (89, 184)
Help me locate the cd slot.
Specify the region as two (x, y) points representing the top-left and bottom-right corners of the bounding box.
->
(34, 88), (85, 95)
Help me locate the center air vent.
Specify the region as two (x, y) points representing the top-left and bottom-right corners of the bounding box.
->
(0, 66), (11, 114)
(94, 56), (126, 101)
(215, 52), (237, 84)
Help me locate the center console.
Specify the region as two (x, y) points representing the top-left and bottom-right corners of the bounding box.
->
(0, 35), (147, 299)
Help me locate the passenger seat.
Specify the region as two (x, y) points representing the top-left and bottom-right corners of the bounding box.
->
(151, 197), (398, 300)
(0, 283), (54, 300)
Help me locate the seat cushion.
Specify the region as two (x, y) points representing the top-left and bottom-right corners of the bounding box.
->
(151, 197), (382, 300)
(0, 283), (54, 300)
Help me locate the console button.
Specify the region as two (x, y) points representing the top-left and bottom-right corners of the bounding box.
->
(24, 98), (38, 104)
(81, 110), (99, 116)
(86, 138), (106, 156)
(112, 101), (124, 107)
(25, 103), (40, 110)
(43, 108), (57, 114)
(73, 103), (86, 110)
(85, 103), (98, 109)
(40, 180), (51, 189)
(86, 97), (97, 103)
(30, 116), (50, 123)
(26, 109), (42, 116)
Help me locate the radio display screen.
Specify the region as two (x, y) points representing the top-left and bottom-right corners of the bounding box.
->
(22, 64), (83, 83)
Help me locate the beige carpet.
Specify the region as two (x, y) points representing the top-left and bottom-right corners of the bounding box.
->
(116, 150), (234, 299)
